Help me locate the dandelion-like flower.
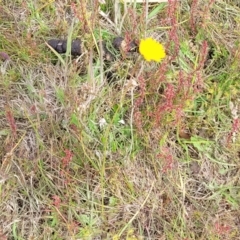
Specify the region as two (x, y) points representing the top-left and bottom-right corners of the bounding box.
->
(139, 37), (166, 62)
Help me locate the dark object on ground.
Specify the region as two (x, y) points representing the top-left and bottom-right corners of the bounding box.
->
(47, 39), (82, 56)
(46, 36), (138, 83)
(98, 41), (114, 61)
(113, 37), (138, 53)
(47, 37), (138, 58)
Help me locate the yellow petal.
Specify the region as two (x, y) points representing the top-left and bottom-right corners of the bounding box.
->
(139, 38), (166, 62)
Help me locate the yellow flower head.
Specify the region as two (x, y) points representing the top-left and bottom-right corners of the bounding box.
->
(139, 37), (166, 62)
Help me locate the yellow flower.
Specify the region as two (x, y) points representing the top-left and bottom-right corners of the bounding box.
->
(139, 37), (166, 62)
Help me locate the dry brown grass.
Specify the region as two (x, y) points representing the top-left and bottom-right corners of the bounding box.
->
(0, 0), (240, 239)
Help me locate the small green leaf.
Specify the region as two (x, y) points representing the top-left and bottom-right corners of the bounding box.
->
(148, 3), (166, 20)
(70, 113), (79, 127)
(56, 87), (65, 105)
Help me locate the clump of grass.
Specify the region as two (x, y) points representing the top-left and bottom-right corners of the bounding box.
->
(0, 0), (240, 239)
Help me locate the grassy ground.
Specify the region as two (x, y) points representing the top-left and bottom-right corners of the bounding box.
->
(0, 0), (240, 239)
